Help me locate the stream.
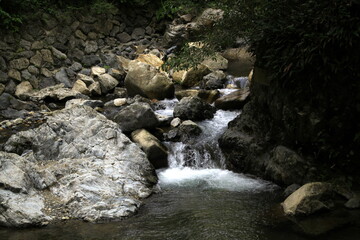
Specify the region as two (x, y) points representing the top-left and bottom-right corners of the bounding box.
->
(1, 87), (359, 239)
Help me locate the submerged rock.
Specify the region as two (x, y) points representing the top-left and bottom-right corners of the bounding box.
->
(1, 106), (157, 227)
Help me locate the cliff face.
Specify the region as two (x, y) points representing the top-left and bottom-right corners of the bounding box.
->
(219, 67), (360, 187)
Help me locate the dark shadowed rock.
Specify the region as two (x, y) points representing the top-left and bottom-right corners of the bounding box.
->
(114, 102), (159, 132)
(173, 96), (216, 121)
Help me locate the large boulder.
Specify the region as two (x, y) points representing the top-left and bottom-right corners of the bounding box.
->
(2, 106), (157, 226)
(173, 96), (216, 121)
(125, 61), (174, 100)
(201, 70), (226, 90)
(131, 129), (168, 169)
(172, 64), (210, 88)
(282, 182), (334, 216)
(114, 102), (159, 132)
(214, 89), (250, 110)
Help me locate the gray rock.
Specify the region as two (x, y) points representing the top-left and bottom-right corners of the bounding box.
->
(117, 32), (132, 43)
(55, 68), (72, 88)
(31, 41), (44, 50)
(345, 195), (360, 209)
(84, 41), (98, 54)
(75, 29), (87, 41)
(266, 146), (309, 185)
(202, 70), (226, 89)
(114, 102), (159, 132)
(69, 62), (83, 72)
(30, 51), (43, 67)
(65, 99), (104, 109)
(9, 58), (30, 70)
(174, 96), (216, 121)
(215, 89), (250, 110)
(113, 87), (128, 98)
(175, 89), (220, 104)
(0, 83), (4, 95)
(97, 74), (119, 94)
(28, 65), (39, 75)
(0, 93), (38, 111)
(8, 69), (21, 82)
(21, 84), (89, 102)
(131, 129), (168, 169)
(0, 56), (7, 71)
(51, 47), (67, 60)
(21, 69), (32, 81)
(131, 28), (145, 40)
(82, 55), (101, 68)
(0, 70), (8, 83)
(169, 120), (202, 143)
(40, 49), (54, 64)
(2, 106), (157, 225)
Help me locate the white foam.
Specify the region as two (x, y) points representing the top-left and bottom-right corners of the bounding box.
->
(158, 167), (274, 192)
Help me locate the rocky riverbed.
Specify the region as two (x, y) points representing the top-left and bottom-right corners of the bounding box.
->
(0, 5), (359, 237)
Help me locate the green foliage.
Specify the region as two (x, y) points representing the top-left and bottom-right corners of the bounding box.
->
(90, 0), (117, 15)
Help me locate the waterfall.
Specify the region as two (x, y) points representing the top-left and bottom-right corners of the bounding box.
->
(155, 98), (272, 192)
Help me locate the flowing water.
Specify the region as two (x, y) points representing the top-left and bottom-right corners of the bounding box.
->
(1, 98), (359, 240)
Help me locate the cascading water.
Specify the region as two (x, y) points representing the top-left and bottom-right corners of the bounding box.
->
(155, 97), (274, 192)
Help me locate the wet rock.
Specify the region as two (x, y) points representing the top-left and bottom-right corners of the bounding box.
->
(173, 96), (216, 121)
(282, 182), (334, 216)
(177, 120), (202, 142)
(175, 89), (220, 103)
(131, 129), (168, 169)
(215, 89), (250, 110)
(172, 64), (210, 87)
(114, 102), (159, 132)
(170, 117), (181, 128)
(125, 61), (174, 100)
(2, 106), (157, 224)
(202, 71), (226, 89)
